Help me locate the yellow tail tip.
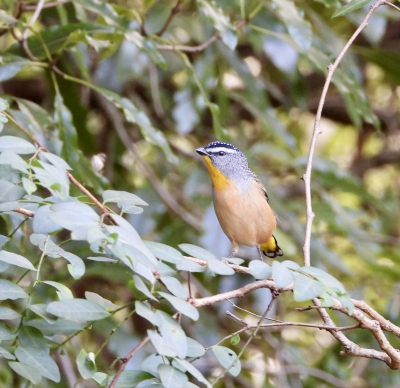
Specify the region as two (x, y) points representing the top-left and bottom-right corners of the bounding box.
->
(261, 235), (283, 258)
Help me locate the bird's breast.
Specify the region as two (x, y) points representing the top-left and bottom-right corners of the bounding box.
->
(213, 180), (276, 247)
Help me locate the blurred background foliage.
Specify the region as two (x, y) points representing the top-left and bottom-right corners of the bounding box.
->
(0, 0), (400, 386)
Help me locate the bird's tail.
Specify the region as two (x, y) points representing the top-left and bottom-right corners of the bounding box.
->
(261, 235), (283, 258)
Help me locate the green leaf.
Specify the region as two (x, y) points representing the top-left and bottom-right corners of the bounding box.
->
(147, 329), (178, 357)
(160, 276), (189, 299)
(155, 310), (188, 359)
(15, 347), (60, 382)
(207, 258), (235, 275)
(299, 266), (346, 293)
(32, 205), (62, 234)
(231, 334), (240, 345)
(0, 323), (15, 340)
(106, 370), (155, 387)
(248, 261), (272, 279)
(173, 359), (211, 388)
(0, 180), (26, 203)
(332, 0), (371, 18)
(29, 304), (57, 323)
(41, 152), (72, 171)
(85, 291), (120, 311)
(42, 281), (74, 300)
(158, 364), (188, 388)
(47, 299), (110, 322)
(272, 261), (294, 288)
(0, 250), (36, 271)
(0, 306), (20, 320)
(48, 201), (100, 231)
(103, 190), (148, 206)
(0, 151), (29, 173)
(7, 23), (114, 59)
(0, 346), (15, 360)
(293, 273), (325, 302)
(197, 0), (237, 50)
(25, 318), (82, 336)
(93, 86), (177, 164)
(0, 279), (28, 300)
(76, 349), (96, 380)
(144, 241), (184, 264)
(212, 346), (241, 377)
(8, 362), (42, 385)
(30, 234), (86, 279)
(178, 244), (216, 261)
(272, 0), (312, 52)
(158, 292), (199, 321)
(22, 178), (37, 194)
(176, 258), (207, 273)
(132, 275), (158, 301)
(135, 301), (161, 326)
(0, 135), (36, 154)
(186, 337), (206, 358)
(17, 326), (47, 349)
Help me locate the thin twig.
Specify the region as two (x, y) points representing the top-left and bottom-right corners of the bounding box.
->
(302, 0), (391, 266)
(155, 0), (182, 36)
(109, 336), (150, 388)
(21, 1), (70, 11)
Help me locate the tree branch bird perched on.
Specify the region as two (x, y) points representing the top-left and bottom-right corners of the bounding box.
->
(196, 141), (283, 260)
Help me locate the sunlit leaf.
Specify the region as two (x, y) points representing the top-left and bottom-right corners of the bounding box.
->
(158, 364), (188, 388)
(212, 346), (241, 376)
(15, 347), (60, 382)
(47, 299), (110, 322)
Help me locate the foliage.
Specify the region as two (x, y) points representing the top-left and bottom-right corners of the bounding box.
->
(0, 0), (400, 387)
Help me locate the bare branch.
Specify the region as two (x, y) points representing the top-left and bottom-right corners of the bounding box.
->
(302, 0), (391, 266)
(155, 0), (182, 36)
(14, 207), (34, 218)
(109, 336), (150, 388)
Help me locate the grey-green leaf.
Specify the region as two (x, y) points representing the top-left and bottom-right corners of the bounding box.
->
(293, 273), (325, 302)
(144, 241), (184, 264)
(332, 0), (371, 18)
(0, 279), (28, 300)
(207, 258), (235, 275)
(158, 292), (199, 321)
(8, 362), (42, 385)
(272, 261), (294, 288)
(76, 349), (96, 380)
(0, 306), (20, 320)
(0, 250), (36, 270)
(103, 190), (148, 206)
(212, 346), (241, 377)
(0, 180), (26, 203)
(178, 244), (216, 261)
(47, 299), (110, 322)
(158, 364), (188, 388)
(0, 136), (36, 154)
(160, 276), (188, 299)
(15, 347), (60, 382)
(249, 261), (272, 280)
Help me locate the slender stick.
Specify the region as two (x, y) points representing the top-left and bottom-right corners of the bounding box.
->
(302, 0), (390, 266)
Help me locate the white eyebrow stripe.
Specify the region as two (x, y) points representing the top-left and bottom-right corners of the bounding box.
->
(206, 147), (237, 154)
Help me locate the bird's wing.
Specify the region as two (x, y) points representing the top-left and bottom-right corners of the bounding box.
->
(254, 176), (269, 203)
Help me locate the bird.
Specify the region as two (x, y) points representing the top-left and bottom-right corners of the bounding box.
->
(196, 141), (283, 260)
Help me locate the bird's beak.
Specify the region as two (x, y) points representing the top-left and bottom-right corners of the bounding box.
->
(196, 147), (209, 156)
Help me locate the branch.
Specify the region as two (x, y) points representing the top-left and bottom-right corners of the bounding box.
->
(155, 0), (182, 36)
(108, 336), (150, 388)
(302, 0), (393, 266)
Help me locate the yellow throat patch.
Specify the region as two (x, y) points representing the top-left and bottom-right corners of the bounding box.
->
(201, 156), (231, 191)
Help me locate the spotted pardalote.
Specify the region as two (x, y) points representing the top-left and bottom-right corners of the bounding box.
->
(196, 141), (283, 260)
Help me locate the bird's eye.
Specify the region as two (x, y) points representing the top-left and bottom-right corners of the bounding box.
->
(218, 151), (225, 156)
